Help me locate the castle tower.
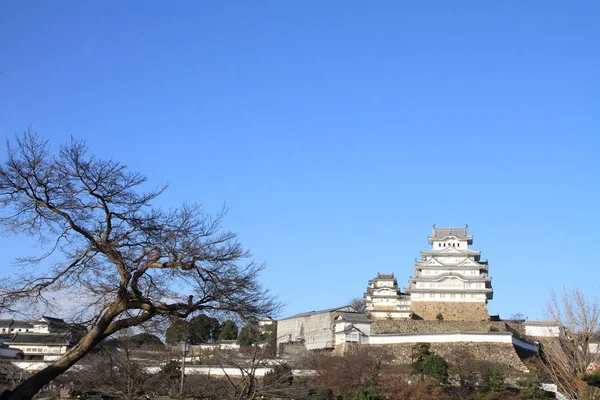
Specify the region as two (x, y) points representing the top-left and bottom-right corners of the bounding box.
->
(363, 273), (411, 319)
(405, 225), (493, 321)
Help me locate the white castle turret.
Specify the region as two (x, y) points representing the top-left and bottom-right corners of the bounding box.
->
(363, 274), (411, 319)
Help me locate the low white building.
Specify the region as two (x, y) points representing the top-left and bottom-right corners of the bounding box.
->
(0, 316), (81, 360)
(523, 320), (560, 337)
(0, 320), (34, 335)
(333, 312), (372, 345)
(5, 334), (71, 360)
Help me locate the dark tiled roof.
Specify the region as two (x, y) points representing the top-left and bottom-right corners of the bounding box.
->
(0, 320), (12, 328)
(41, 316), (65, 323)
(0, 319), (34, 329)
(7, 333), (71, 345)
(335, 312), (372, 323)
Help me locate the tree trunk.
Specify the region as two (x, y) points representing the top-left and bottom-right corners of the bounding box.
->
(0, 326), (107, 400)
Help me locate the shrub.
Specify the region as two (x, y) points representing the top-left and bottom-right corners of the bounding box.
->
(263, 363), (293, 388)
(516, 379), (547, 400)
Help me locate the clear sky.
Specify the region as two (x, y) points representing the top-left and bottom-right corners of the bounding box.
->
(1, 1), (599, 321)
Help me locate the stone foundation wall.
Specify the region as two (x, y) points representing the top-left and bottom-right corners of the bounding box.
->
(371, 319), (507, 334)
(411, 301), (489, 321)
(368, 342), (529, 372)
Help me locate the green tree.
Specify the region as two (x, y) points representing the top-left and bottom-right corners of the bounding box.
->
(237, 325), (260, 346)
(165, 319), (191, 345)
(411, 343), (448, 386)
(217, 320), (239, 341)
(189, 314), (221, 344)
(481, 364), (506, 395)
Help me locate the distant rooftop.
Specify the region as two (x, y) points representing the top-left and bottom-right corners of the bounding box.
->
(524, 320), (560, 326)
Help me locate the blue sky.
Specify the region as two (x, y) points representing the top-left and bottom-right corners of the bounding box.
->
(1, 1), (599, 320)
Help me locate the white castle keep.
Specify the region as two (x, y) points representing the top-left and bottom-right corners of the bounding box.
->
(365, 225), (493, 321)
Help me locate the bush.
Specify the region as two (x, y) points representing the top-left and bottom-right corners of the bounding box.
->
(263, 363), (293, 388)
(516, 379), (547, 400)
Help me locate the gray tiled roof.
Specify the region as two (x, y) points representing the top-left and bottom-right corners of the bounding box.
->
(335, 312), (372, 323)
(421, 248), (480, 256)
(431, 227), (469, 238)
(279, 306), (355, 321)
(524, 320), (559, 326)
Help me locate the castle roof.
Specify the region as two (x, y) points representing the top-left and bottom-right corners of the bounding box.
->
(428, 226), (473, 244)
(421, 248), (480, 257)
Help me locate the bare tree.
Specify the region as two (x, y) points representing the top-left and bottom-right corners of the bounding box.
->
(212, 326), (306, 400)
(541, 287), (600, 399)
(349, 297), (366, 313)
(0, 131), (280, 400)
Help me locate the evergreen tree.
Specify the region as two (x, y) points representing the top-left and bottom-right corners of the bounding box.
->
(237, 325), (260, 346)
(217, 320), (239, 341)
(189, 314), (221, 344)
(165, 319), (190, 345)
(411, 343), (449, 385)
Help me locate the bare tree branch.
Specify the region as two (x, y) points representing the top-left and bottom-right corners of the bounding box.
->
(0, 130), (281, 400)
(541, 287), (600, 399)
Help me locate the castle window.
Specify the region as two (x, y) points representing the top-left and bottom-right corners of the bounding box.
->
(457, 243), (460, 247)
(438, 243), (441, 247)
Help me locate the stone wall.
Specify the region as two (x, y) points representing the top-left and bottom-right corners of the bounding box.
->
(368, 342), (530, 372)
(371, 319), (508, 334)
(411, 301), (489, 321)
